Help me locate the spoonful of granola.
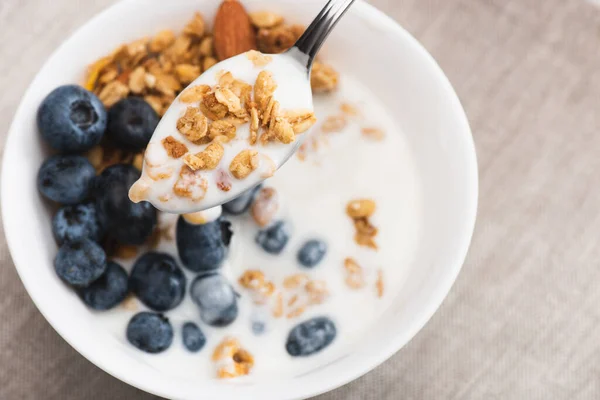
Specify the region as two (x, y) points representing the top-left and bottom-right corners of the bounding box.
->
(129, 0), (356, 213)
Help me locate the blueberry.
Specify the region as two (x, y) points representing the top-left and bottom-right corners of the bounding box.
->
(182, 322), (206, 352)
(94, 164), (157, 245)
(52, 203), (104, 244)
(255, 220), (290, 255)
(190, 274), (238, 327)
(79, 261), (128, 310)
(129, 252), (186, 312)
(252, 321), (266, 335)
(54, 238), (107, 287)
(37, 85), (106, 153)
(286, 317), (337, 357)
(222, 184), (263, 215)
(107, 98), (159, 151)
(176, 217), (231, 272)
(126, 312), (173, 354)
(297, 239), (327, 268)
(37, 155), (95, 204)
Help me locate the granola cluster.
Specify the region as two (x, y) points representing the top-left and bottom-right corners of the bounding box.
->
(346, 199), (378, 249)
(212, 337), (254, 379)
(343, 258), (384, 298)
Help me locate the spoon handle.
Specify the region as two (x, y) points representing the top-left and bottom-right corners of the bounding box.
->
(291, 0), (357, 68)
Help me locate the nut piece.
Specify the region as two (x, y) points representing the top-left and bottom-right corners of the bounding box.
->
(212, 337), (254, 379)
(200, 92), (229, 120)
(230, 149), (259, 179)
(246, 50), (273, 67)
(161, 136), (188, 158)
(177, 107), (209, 142)
(249, 11), (284, 29)
(254, 70), (277, 110)
(183, 142), (224, 171)
(213, 0), (257, 61)
(311, 61), (339, 93)
(173, 166), (208, 201)
(344, 257), (366, 289)
(346, 199), (376, 218)
(209, 120), (237, 141)
(180, 84), (211, 103)
(250, 187), (279, 227)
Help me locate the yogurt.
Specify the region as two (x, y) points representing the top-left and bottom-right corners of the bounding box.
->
(129, 50), (316, 213)
(97, 73), (423, 381)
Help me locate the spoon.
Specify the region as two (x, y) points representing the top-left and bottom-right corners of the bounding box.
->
(130, 0), (357, 214)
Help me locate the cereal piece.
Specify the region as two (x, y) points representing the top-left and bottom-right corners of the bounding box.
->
(146, 165), (174, 181)
(115, 244), (138, 260)
(209, 120), (237, 141)
(246, 50), (273, 67)
(184, 12), (206, 37)
(272, 118), (295, 144)
(258, 154), (277, 178)
(305, 280), (329, 305)
(212, 337), (254, 379)
(249, 107), (259, 145)
(311, 61), (339, 93)
(283, 109), (317, 134)
(149, 29), (176, 52)
(200, 92), (229, 120)
(344, 257), (366, 289)
(260, 97), (279, 129)
(180, 85), (210, 104)
(216, 169), (232, 192)
(376, 269), (384, 298)
(232, 80), (253, 111)
(173, 166), (208, 201)
(254, 70), (277, 110)
(321, 115), (347, 133)
(215, 87), (243, 113)
(229, 150), (259, 179)
(239, 270), (266, 290)
(121, 294), (139, 311)
(287, 295), (299, 307)
(286, 306), (306, 319)
(249, 11), (284, 28)
(340, 102), (360, 116)
(184, 142), (225, 171)
(272, 292), (284, 318)
(250, 187), (279, 227)
(128, 66), (147, 94)
(199, 36), (214, 57)
(129, 179), (151, 202)
(346, 199), (376, 218)
(283, 274), (310, 289)
(203, 56), (218, 71)
(144, 95), (164, 115)
(175, 64), (201, 85)
(177, 107), (209, 142)
(161, 136), (189, 158)
(362, 127), (385, 141)
(154, 73), (182, 97)
(257, 24), (304, 54)
(97, 81), (129, 107)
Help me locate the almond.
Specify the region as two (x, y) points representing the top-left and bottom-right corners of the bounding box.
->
(213, 0), (257, 61)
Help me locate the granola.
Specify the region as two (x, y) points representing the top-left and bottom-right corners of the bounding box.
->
(346, 199), (379, 249)
(212, 337), (254, 379)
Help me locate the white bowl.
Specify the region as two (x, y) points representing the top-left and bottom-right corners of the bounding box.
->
(1, 0), (477, 399)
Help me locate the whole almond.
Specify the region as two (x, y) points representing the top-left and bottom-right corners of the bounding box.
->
(214, 0), (257, 61)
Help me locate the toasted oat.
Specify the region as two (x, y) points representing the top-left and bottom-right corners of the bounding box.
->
(362, 127), (385, 141)
(217, 70), (234, 87)
(144, 95), (164, 114)
(184, 12), (206, 37)
(254, 70), (277, 110)
(212, 337), (254, 379)
(173, 165), (208, 201)
(175, 64), (201, 85)
(283, 274), (310, 289)
(184, 142), (224, 171)
(246, 50), (273, 67)
(250, 187), (279, 227)
(346, 199), (376, 218)
(286, 306), (306, 319)
(311, 61), (339, 93)
(149, 29), (176, 52)
(215, 87), (243, 113)
(203, 56), (218, 71)
(283, 109), (317, 134)
(249, 107), (259, 145)
(272, 118), (295, 144)
(249, 11), (284, 29)
(340, 102), (360, 116)
(305, 280), (329, 305)
(344, 257), (366, 289)
(321, 115), (347, 133)
(230, 150), (259, 179)
(208, 120), (237, 142)
(200, 91), (229, 120)
(376, 269), (384, 298)
(97, 81), (129, 107)
(161, 136), (188, 158)
(272, 292), (284, 318)
(199, 36), (214, 57)
(257, 24), (304, 54)
(128, 66), (147, 94)
(354, 217), (378, 249)
(177, 107), (209, 142)
(180, 84), (210, 103)
(260, 97), (279, 129)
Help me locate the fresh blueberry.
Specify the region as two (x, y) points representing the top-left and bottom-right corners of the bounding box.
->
(297, 239), (327, 268)
(190, 274), (238, 327)
(107, 98), (159, 151)
(255, 220), (291, 255)
(176, 217), (231, 272)
(37, 155), (95, 204)
(79, 261), (128, 310)
(126, 312), (173, 354)
(54, 238), (107, 287)
(52, 203), (104, 244)
(94, 164), (157, 245)
(37, 85), (107, 153)
(182, 322), (206, 352)
(252, 321), (266, 335)
(286, 317), (337, 357)
(222, 184), (263, 215)
(129, 252), (186, 312)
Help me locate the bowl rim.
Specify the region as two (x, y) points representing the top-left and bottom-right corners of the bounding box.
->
(1, 1), (478, 399)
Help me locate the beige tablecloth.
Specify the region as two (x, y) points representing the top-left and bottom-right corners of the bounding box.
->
(2, 0), (600, 398)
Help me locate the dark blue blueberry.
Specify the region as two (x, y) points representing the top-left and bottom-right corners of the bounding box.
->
(190, 274), (238, 327)
(182, 322), (206, 352)
(52, 203), (104, 244)
(54, 238), (107, 287)
(222, 184), (263, 215)
(286, 317), (337, 357)
(94, 164), (157, 245)
(107, 98), (159, 151)
(126, 312), (173, 354)
(129, 252), (186, 312)
(37, 85), (106, 153)
(37, 155), (95, 204)
(176, 217), (231, 272)
(79, 261), (128, 310)
(252, 321), (266, 335)
(297, 239), (327, 268)
(255, 220), (291, 255)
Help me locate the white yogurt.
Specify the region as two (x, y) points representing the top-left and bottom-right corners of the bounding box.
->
(96, 73), (422, 381)
(130, 51), (314, 213)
